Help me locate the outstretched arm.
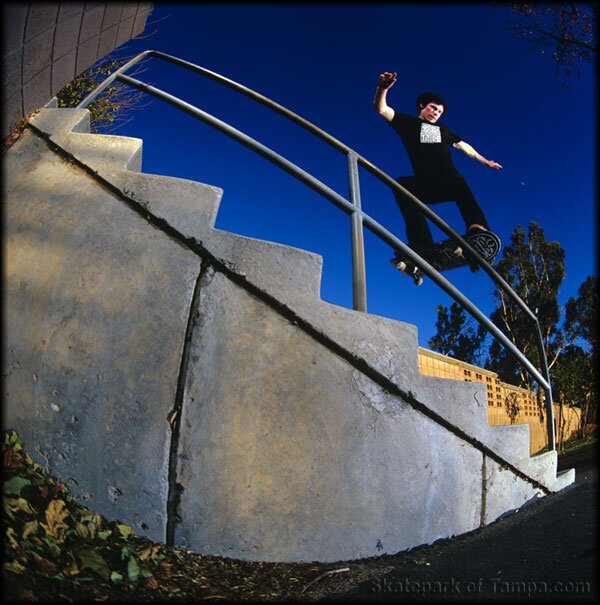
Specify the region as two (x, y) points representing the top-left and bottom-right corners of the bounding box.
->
(453, 140), (502, 169)
(373, 72), (397, 122)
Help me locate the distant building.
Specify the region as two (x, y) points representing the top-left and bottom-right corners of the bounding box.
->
(418, 347), (581, 454)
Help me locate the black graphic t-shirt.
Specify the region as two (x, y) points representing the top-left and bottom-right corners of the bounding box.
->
(389, 110), (463, 178)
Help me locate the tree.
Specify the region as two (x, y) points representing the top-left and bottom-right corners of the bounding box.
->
(56, 53), (149, 134)
(486, 222), (569, 388)
(428, 302), (487, 365)
(504, 391), (521, 424)
(564, 275), (598, 356)
(502, 2), (597, 84)
(560, 276), (598, 429)
(552, 344), (594, 440)
(427, 221), (597, 435)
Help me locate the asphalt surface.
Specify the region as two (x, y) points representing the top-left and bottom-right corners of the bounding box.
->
(322, 444), (598, 602)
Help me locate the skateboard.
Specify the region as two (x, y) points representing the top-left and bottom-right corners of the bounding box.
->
(391, 230), (501, 285)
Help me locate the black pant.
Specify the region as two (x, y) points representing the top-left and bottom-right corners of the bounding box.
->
(394, 173), (489, 251)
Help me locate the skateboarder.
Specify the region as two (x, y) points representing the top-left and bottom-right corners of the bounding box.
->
(373, 71), (502, 256)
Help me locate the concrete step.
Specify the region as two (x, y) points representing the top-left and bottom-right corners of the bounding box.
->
(29, 106), (90, 135)
(114, 170), (224, 233)
(202, 229), (324, 303)
(553, 468), (576, 491)
(28, 108), (143, 176)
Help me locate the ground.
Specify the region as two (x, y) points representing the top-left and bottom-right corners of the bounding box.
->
(3, 430), (596, 603)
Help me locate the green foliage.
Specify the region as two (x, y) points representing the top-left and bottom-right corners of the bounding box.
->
(552, 345), (593, 408)
(55, 54), (146, 134)
(428, 302), (486, 365)
(559, 276), (598, 427)
(565, 276), (597, 356)
(428, 221), (597, 428)
(487, 222), (565, 387)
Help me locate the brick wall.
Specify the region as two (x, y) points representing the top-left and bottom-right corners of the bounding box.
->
(2, 2), (152, 138)
(418, 347), (582, 454)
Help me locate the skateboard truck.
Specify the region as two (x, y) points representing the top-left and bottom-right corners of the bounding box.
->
(390, 230), (501, 286)
(390, 257), (424, 286)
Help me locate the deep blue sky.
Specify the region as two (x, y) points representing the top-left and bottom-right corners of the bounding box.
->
(109, 3), (596, 349)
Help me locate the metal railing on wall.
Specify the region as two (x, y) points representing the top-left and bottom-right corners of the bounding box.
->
(77, 50), (555, 450)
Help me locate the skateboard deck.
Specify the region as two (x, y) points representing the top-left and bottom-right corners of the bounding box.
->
(391, 230), (501, 284)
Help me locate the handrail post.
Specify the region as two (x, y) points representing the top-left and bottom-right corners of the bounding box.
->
(534, 322), (556, 450)
(347, 152), (367, 312)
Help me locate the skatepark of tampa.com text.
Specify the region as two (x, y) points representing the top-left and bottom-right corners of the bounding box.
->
(369, 576), (592, 598)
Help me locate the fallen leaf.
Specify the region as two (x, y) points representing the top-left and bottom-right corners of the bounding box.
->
(3, 446), (21, 469)
(30, 551), (58, 575)
(40, 499), (70, 538)
(110, 571), (124, 583)
(7, 497), (37, 517)
(6, 526), (19, 549)
(138, 545), (153, 561)
(22, 519), (39, 540)
(39, 482), (65, 500)
(144, 576), (159, 590)
(78, 548), (111, 581)
(116, 523), (134, 540)
(75, 521), (90, 540)
(156, 561), (172, 579)
(62, 555), (82, 577)
(3, 560), (26, 574)
(127, 556), (140, 583)
(3, 476), (31, 497)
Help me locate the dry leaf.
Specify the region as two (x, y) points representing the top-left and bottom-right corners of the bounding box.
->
(40, 499), (70, 538)
(30, 551), (58, 575)
(22, 520), (39, 540)
(2, 446), (20, 469)
(144, 576), (159, 590)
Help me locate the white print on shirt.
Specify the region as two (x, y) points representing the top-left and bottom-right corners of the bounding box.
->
(420, 123), (442, 144)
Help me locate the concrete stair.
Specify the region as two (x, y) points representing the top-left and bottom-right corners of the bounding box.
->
(4, 105), (575, 563)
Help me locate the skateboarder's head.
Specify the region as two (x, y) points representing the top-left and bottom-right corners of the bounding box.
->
(416, 92), (447, 123)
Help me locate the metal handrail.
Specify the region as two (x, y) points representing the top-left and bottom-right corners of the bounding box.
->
(77, 50), (555, 450)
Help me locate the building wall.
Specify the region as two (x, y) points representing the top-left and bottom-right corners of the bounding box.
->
(418, 347), (582, 454)
(2, 2), (153, 139)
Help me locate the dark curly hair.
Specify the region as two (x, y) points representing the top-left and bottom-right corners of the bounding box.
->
(416, 92), (448, 114)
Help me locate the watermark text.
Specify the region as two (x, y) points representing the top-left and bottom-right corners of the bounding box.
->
(370, 576), (592, 598)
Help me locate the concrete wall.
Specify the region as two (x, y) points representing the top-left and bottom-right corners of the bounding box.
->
(3, 106), (575, 563)
(2, 2), (152, 138)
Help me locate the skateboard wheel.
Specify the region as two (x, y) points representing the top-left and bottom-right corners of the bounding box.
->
(396, 260), (407, 272)
(414, 275), (424, 286)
